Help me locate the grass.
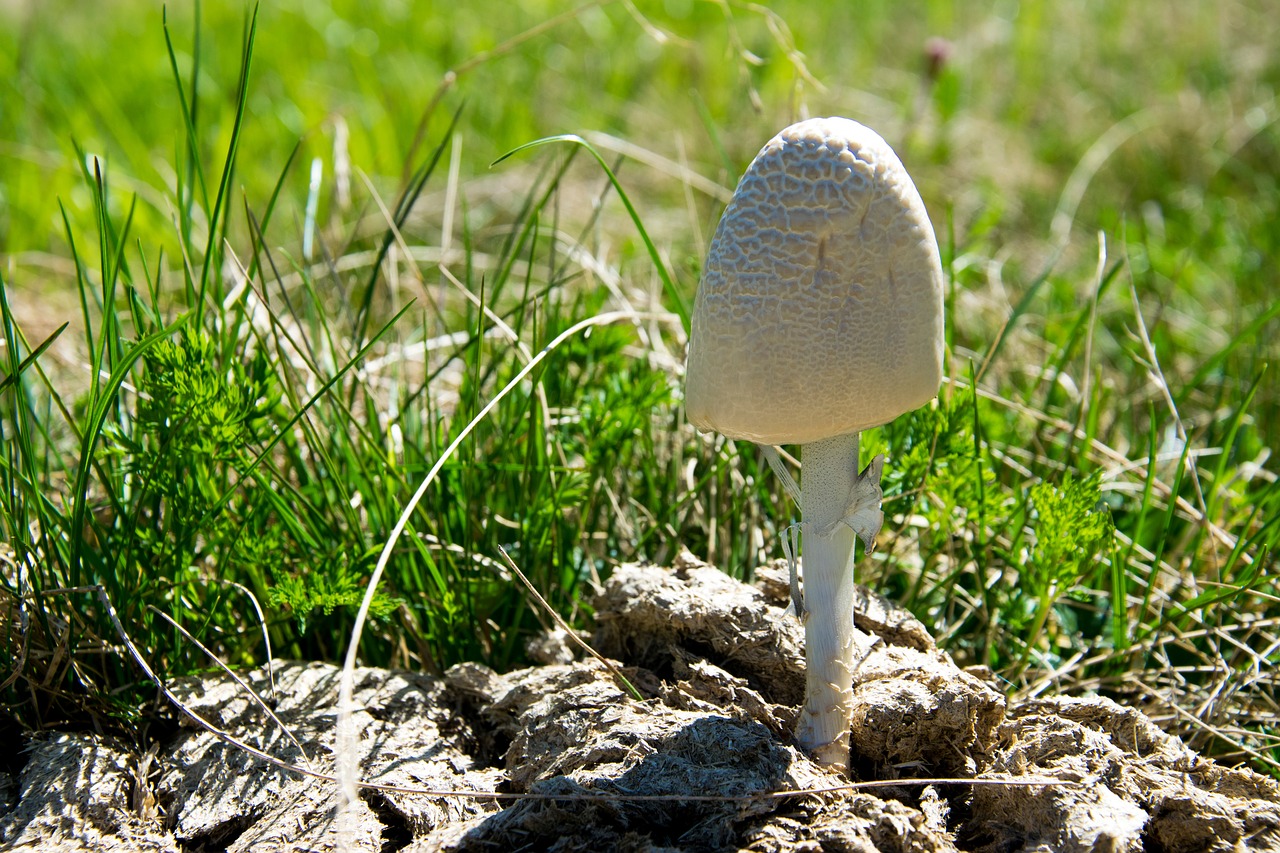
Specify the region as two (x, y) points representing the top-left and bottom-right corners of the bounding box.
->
(2, 0), (1279, 774)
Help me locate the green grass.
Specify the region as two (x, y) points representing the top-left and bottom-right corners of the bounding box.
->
(2, 0), (1279, 772)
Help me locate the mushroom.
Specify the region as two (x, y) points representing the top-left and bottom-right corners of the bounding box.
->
(685, 117), (945, 771)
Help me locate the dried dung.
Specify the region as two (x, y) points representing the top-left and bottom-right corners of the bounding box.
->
(4, 552), (1280, 852)
(0, 733), (177, 852)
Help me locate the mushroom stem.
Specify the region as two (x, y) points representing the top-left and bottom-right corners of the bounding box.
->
(794, 431), (883, 771)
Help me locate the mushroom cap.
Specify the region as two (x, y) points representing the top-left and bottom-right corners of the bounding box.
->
(685, 117), (945, 445)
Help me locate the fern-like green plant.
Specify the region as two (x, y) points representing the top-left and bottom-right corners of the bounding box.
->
(1015, 472), (1115, 674)
(267, 548), (402, 635)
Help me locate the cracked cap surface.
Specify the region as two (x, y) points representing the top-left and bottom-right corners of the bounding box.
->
(685, 117), (945, 445)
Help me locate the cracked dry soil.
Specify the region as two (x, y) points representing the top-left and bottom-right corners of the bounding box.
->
(4, 551), (1280, 852)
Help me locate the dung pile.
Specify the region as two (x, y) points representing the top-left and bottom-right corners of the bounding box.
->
(3, 551), (1279, 851)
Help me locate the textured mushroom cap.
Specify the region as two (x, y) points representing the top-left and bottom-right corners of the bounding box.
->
(685, 117), (945, 445)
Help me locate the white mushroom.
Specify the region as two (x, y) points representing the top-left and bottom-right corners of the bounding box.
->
(685, 117), (945, 771)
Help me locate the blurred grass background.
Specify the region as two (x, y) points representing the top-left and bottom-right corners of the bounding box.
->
(2, 0), (1278, 770)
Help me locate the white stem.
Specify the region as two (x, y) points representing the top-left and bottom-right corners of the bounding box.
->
(793, 431), (861, 771)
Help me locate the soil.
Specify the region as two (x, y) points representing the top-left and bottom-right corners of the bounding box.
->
(3, 550), (1280, 852)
